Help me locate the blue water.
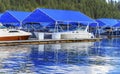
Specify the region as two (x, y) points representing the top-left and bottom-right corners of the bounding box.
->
(0, 39), (120, 74)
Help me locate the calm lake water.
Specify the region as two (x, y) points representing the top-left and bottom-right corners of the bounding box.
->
(0, 39), (120, 74)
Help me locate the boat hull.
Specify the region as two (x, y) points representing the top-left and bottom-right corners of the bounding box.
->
(0, 35), (30, 41)
(60, 31), (94, 39)
(61, 33), (94, 39)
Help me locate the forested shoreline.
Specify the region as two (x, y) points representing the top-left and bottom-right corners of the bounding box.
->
(0, 0), (120, 19)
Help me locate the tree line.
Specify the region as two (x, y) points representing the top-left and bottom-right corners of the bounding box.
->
(0, 0), (120, 19)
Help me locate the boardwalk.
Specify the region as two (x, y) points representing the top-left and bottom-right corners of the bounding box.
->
(0, 38), (101, 46)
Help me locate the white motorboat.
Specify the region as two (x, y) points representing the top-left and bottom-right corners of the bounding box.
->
(0, 23), (31, 41)
(60, 30), (94, 39)
(34, 24), (94, 40)
(52, 25), (94, 39)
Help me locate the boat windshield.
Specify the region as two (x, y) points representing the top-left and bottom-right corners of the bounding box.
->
(76, 25), (86, 31)
(0, 26), (6, 29)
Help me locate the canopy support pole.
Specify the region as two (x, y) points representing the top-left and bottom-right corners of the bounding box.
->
(87, 22), (89, 38)
(116, 27), (118, 38)
(85, 23), (89, 32)
(58, 23), (64, 32)
(54, 21), (58, 32)
(20, 22), (22, 29)
(115, 27), (118, 44)
(77, 22), (79, 29)
(67, 22), (69, 31)
(31, 22), (36, 31)
(97, 23), (100, 38)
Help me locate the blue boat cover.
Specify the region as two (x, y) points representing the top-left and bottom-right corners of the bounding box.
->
(0, 10), (30, 26)
(23, 8), (96, 25)
(96, 18), (118, 27)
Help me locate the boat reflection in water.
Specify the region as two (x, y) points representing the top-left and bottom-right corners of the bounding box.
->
(29, 42), (115, 74)
(0, 39), (120, 74)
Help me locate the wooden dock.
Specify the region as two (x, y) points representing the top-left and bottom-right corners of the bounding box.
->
(0, 38), (102, 46)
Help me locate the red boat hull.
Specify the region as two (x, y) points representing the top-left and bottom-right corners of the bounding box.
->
(0, 35), (30, 41)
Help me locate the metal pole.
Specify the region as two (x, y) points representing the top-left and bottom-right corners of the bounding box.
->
(97, 22), (100, 38)
(20, 22), (22, 29)
(115, 27), (117, 45)
(67, 22), (69, 31)
(85, 22), (89, 32)
(54, 21), (58, 32)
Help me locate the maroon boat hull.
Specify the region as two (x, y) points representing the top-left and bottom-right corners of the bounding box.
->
(0, 35), (30, 41)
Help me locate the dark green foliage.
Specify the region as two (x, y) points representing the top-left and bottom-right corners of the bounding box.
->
(0, 0), (120, 19)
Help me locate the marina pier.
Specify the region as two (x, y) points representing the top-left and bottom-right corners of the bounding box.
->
(0, 38), (101, 46)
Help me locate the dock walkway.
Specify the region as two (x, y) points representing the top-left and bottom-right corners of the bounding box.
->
(0, 38), (102, 46)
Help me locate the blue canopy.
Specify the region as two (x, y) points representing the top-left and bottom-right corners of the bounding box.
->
(0, 10), (30, 26)
(0, 14), (3, 17)
(89, 20), (106, 27)
(113, 22), (120, 27)
(96, 18), (118, 27)
(23, 8), (96, 24)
